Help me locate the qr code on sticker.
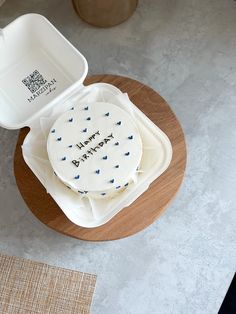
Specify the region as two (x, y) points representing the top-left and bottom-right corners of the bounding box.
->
(22, 70), (47, 93)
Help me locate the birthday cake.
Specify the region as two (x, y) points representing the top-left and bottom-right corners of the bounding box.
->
(47, 102), (143, 198)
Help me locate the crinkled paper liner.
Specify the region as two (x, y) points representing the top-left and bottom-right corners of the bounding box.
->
(22, 84), (170, 227)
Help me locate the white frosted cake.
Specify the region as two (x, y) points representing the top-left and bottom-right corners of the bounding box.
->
(47, 102), (142, 198)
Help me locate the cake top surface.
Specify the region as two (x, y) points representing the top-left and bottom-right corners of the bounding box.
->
(47, 102), (142, 194)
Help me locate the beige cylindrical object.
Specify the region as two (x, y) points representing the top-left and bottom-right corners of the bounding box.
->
(72, 0), (138, 28)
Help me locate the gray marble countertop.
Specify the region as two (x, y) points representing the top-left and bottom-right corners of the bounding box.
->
(0, 1), (236, 313)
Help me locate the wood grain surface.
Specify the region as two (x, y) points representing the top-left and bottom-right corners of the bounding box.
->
(14, 75), (186, 241)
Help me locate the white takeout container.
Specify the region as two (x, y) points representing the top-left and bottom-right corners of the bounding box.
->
(0, 14), (172, 227)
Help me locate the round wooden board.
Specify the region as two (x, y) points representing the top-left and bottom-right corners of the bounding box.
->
(14, 75), (186, 241)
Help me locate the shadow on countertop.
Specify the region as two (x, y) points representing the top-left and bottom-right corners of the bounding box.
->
(219, 274), (236, 314)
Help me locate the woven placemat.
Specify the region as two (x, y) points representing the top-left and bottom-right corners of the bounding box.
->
(0, 253), (97, 314)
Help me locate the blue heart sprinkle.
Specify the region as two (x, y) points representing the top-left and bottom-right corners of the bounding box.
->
(116, 186), (121, 189)
(62, 156), (66, 161)
(125, 152), (130, 156)
(86, 117), (91, 120)
(51, 129), (55, 133)
(82, 128), (87, 132)
(124, 183), (129, 187)
(114, 142), (119, 146)
(70, 107), (74, 110)
(74, 175), (80, 179)
(84, 106), (88, 110)
(102, 156), (108, 160)
(95, 169), (100, 174)
(101, 192), (106, 196)
(115, 165), (119, 168)
(84, 191), (88, 194)
(116, 121), (121, 125)
(105, 112), (110, 117)
(57, 137), (62, 141)
(69, 118), (73, 122)
(128, 135), (133, 140)
(110, 179), (114, 183)
(68, 145), (73, 148)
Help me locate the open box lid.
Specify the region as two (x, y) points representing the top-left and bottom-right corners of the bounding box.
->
(0, 14), (88, 129)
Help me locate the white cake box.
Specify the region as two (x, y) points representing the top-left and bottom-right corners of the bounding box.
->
(0, 14), (172, 227)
